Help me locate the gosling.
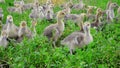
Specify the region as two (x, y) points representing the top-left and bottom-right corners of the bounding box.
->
(61, 22), (93, 55)
(106, 3), (118, 22)
(29, 8), (40, 20)
(17, 21), (33, 42)
(45, 4), (54, 21)
(43, 10), (66, 47)
(91, 8), (103, 29)
(2, 15), (18, 39)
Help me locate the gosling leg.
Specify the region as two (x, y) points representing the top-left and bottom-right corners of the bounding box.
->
(70, 44), (74, 55)
(53, 41), (56, 48)
(70, 49), (73, 55)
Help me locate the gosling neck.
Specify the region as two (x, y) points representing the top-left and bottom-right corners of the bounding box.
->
(84, 28), (90, 36)
(80, 15), (85, 21)
(1, 36), (7, 41)
(95, 13), (101, 23)
(87, 10), (91, 16)
(7, 22), (13, 28)
(95, 13), (100, 23)
(57, 17), (64, 25)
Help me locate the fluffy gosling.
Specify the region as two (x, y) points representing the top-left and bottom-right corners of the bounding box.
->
(3, 15), (18, 39)
(106, 3), (118, 22)
(43, 10), (66, 47)
(17, 21), (33, 42)
(61, 22), (93, 55)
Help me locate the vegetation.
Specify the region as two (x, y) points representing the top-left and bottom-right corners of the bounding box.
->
(0, 0), (120, 68)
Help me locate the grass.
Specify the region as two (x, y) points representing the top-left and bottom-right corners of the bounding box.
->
(0, 0), (120, 68)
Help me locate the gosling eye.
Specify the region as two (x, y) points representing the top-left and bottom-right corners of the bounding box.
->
(61, 12), (65, 15)
(114, 3), (116, 5)
(87, 24), (90, 26)
(48, 11), (50, 13)
(9, 17), (12, 19)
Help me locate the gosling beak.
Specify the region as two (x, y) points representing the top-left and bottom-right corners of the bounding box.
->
(9, 18), (13, 23)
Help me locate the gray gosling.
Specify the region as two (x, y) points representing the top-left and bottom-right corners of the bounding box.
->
(43, 10), (66, 47)
(45, 4), (54, 20)
(5, 15), (18, 39)
(61, 22), (93, 55)
(106, 3), (118, 22)
(18, 21), (33, 39)
(17, 21), (32, 42)
(29, 8), (40, 20)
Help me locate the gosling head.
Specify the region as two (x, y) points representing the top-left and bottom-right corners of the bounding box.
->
(83, 22), (91, 32)
(20, 21), (27, 28)
(49, 4), (54, 9)
(80, 13), (86, 20)
(57, 11), (66, 19)
(96, 8), (103, 17)
(14, 3), (19, 7)
(1, 30), (8, 39)
(34, 2), (40, 7)
(110, 3), (119, 9)
(7, 15), (13, 23)
(67, 2), (73, 8)
(97, 8), (102, 13)
(87, 6), (95, 14)
(47, 10), (50, 14)
(32, 20), (37, 27)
